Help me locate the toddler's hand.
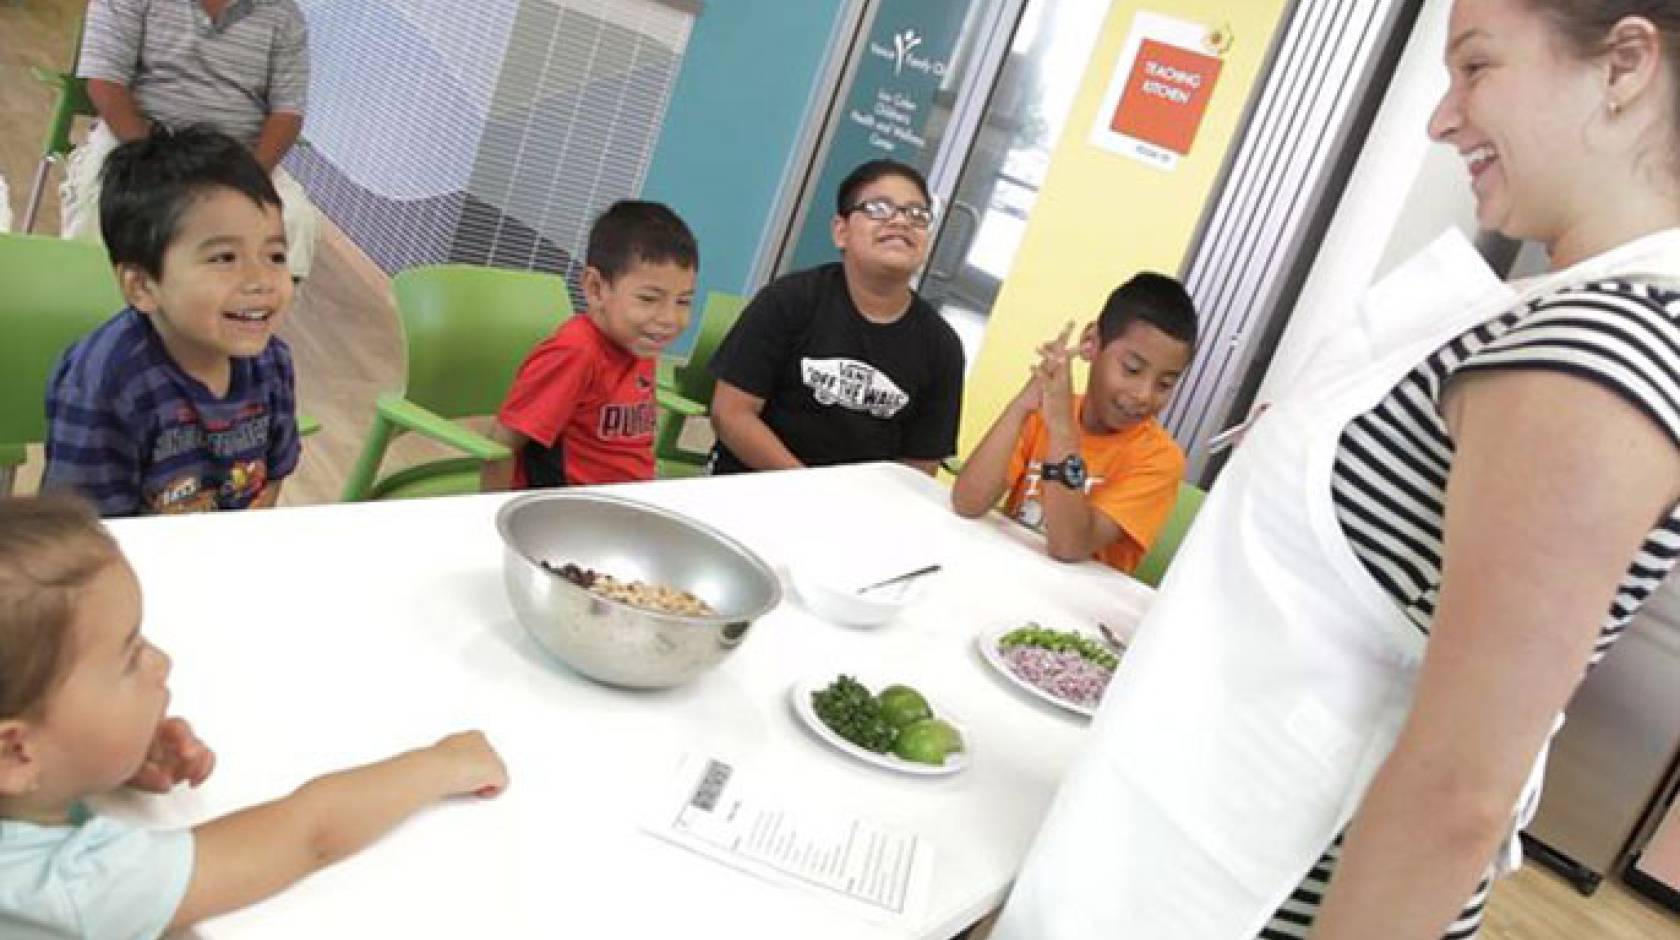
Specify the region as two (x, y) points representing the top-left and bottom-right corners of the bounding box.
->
(429, 731), (508, 799)
(127, 717), (216, 793)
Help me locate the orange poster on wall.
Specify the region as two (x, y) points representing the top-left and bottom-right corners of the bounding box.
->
(1089, 12), (1228, 172)
(1109, 39), (1222, 156)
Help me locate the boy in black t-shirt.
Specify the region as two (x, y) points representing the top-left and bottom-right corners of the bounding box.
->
(707, 159), (965, 475)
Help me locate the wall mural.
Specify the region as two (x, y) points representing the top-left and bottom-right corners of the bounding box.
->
(288, 0), (695, 307)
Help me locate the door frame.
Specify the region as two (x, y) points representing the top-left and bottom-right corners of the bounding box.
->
(751, 0), (1029, 288)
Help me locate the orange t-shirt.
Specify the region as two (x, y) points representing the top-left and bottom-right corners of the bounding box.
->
(1003, 396), (1186, 573)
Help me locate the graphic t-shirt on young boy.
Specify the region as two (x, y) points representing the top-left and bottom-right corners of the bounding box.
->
(1003, 397), (1185, 573)
(43, 308), (300, 516)
(707, 263), (965, 473)
(498, 315), (658, 487)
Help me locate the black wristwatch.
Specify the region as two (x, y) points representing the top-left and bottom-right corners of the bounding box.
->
(1040, 455), (1088, 490)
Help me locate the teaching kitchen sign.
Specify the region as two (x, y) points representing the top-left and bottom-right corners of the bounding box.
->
(1091, 11), (1228, 172)
(785, 0), (970, 272)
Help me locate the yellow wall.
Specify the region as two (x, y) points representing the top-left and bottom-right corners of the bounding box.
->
(959, 0), (1292, 454)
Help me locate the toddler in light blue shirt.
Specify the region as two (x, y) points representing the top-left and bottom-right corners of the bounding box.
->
(0, 804), (191, 939)
(0, 496), (510, 938)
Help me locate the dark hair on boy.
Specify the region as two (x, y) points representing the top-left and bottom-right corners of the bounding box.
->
(0, 494), (121, 720)
(836, 159), (932, 215)
(100, 124), (283, 280)
(585, 200), (699, 283)
(1097, 272), (1199, 349)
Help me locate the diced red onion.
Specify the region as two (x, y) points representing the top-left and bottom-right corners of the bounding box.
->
(999, 645), (1113, 710)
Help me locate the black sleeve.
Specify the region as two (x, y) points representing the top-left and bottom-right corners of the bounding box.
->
(708, 279), (799, 400)
(901, 323), (965, 459)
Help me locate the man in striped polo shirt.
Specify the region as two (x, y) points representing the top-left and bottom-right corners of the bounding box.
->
(60, 0), (320, 280)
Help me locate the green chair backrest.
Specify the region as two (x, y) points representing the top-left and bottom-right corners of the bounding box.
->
(36, 13), (94, 159)
(0, 234), (124, 447)
(1133, 481), (1207, 588)
(671, 291), (746, 408)
(40, 73), (96, 160)
(390, 264), (572, 419)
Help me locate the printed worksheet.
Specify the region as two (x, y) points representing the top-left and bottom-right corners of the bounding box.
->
(642, 754), (935, 925)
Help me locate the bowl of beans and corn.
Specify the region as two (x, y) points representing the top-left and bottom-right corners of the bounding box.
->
(496, 492), (783, 689)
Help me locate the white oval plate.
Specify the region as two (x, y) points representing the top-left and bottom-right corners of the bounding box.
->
(977, 626), (1118, 719)
(789, 674), (970, 776)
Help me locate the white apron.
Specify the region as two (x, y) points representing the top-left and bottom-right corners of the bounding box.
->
(993, 227), (1680, 939)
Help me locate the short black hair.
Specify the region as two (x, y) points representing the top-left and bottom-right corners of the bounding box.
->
(835, 159), (931, 216)
(100, 125), (282, 280)
(1097, 272), (1199, 349)
(585, 200), (698, 282)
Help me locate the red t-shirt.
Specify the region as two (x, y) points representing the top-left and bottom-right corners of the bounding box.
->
(496, 315), (658, 487)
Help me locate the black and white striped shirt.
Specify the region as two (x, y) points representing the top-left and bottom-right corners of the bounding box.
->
(1334, 278), (1680, 654)
(1262, 279), (1680, 940)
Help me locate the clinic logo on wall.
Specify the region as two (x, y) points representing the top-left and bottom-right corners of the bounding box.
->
(892, 29), (922, 75)
(870, 27), (946, 78)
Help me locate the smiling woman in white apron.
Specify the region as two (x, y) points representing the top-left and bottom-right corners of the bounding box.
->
(988, 2), (1680, 939)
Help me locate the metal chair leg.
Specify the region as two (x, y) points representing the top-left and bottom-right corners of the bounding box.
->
(22, 157), (53, 234)
(0, 466), (17, 497)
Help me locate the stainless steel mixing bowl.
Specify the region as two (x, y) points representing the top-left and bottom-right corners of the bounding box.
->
(496, 491), (782, 688)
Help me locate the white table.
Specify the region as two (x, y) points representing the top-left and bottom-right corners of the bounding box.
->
(107, 463), (1154, 939)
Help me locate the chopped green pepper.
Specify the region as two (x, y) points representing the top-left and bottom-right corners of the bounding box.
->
(998, 622), (1119, 671)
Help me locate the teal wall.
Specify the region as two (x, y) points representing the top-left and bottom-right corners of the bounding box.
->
(786, 0), (971, 271)
(642, 0), (849, 356)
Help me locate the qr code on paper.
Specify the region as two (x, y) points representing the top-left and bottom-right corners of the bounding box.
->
(688, 759), (732, 812)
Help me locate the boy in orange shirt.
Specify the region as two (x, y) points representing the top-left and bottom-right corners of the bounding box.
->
(482, 201), (697, 490)
(952, 273), (1197, 573)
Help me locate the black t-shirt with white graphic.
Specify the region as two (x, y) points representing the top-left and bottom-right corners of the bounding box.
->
(708, 263), (965, 474)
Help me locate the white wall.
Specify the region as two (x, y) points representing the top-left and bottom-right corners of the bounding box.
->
(1256, 0), (1476, 402)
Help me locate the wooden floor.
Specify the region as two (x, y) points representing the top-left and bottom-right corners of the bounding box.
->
(1, 0), (81, 238)
(7, 2), (1680, 936)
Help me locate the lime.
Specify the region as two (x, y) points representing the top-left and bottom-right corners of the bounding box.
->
(877, 684), (932, 730)
(892, 718), (964, 765)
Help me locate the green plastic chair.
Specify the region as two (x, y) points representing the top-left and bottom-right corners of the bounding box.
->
(23, 15), (97, 234)
(0, 232), (322, 494)
(654, 291), (746, 478)
(0, 234), (124, 493)
(1132, 481), (1207, 588)
(340, 264), (571, 501)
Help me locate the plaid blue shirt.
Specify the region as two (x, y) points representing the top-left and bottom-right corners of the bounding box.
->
(43, 307), (300, 516)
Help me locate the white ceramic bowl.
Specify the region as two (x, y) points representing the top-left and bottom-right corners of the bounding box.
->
(791, 564), (923, 627)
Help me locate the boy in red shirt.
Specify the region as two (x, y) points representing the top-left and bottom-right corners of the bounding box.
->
(951, 273), (1197, 573)
(482, 201), (697, 489)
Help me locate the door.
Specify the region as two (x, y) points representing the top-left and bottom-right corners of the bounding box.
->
(917, 0), (1109, 371)
(766, 0), (1108, 372)
(767, 0), (1023, 282)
